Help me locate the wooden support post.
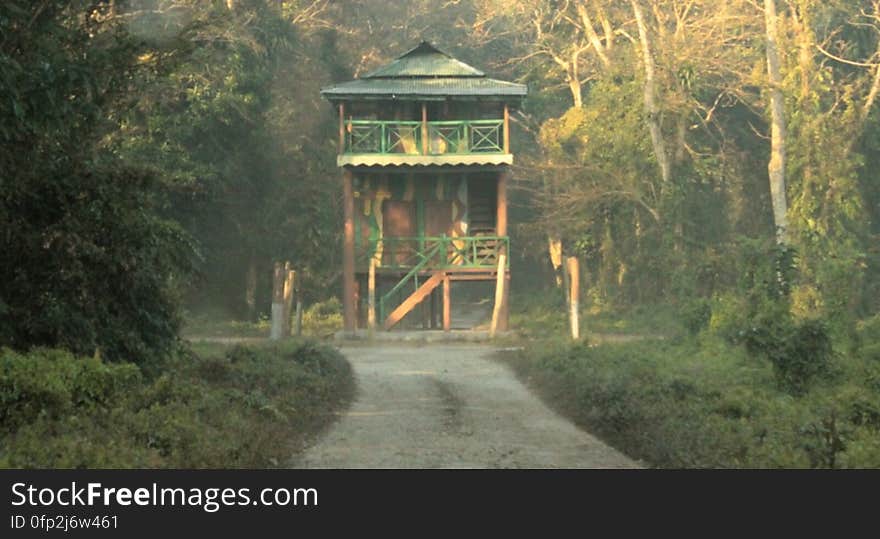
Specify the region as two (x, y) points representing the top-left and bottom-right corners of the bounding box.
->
(442, 273), (451, 332)
(270, 262), (284, 340)
(567, 256), (580, 340)
(430, 288), (437, 329)
(490, 253), (507, 338)
(338, 103), (345, 155)
(503, 103), (510, 154)
(368, 258), (376, 333)
(421, 103), (429, 155)
(354, 280), (361, 329)
(282, 265), (295, 337)
(500, 272), (510, 332)
(496, 169), (509, 332)
(497, 169), (508, 238)
(422, 299), (430, 329)
(342, 169), (356, 334)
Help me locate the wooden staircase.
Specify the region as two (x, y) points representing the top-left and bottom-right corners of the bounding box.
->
(383, 271), (445, 330)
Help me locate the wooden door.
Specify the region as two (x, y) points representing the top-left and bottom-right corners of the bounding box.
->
(423, 200), (453, 266)
(423, 200), (453, 236)
(382, 200), (416, 266)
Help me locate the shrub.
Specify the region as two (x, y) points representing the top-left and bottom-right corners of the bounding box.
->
(678, 297), (712, 335)
(510, 328), (880, 468)
(301, 299), (343, 336)
(0, 347), (141, 432)
(856, 314), (880, 362)
(741, 316), (833, 395)
(0, 341), (352, 468)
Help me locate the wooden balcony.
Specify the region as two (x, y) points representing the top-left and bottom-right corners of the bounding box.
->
(338, 119), (512, 167)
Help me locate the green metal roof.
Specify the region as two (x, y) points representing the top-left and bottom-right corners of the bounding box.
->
(321, 77), (526, 99)
(362, 41), (485, 78)
(321, 41), (527, 100)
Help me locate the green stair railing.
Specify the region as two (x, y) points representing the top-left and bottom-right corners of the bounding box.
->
(378, 241), (443, 324)
(374, 235), (509, 270)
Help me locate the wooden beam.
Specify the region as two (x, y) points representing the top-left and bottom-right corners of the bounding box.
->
(338, 103), (345, 155)
(342, 169), (356, 334)
(338, 154), (513, 167)
(503, 103), (510, 154)
(442, 274), (451, 332)
(421, 103), (429, 155)
(384, 272), (445, 331)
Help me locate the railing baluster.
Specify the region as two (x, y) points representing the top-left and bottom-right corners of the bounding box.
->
(472, 237), (477, 267)
(343, 120), (504, 155)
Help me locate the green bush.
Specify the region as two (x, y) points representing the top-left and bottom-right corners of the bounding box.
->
(0, 341), (352, 468)
(678, 297), (712, 335)
(741, 316), (833, 395)
(0, 347), (141, 432)
(301, 299), (343, 337)
(510, 330), (880, 468)
(856, 314), (880, 362)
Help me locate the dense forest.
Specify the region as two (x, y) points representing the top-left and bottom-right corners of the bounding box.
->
(2, 1), (880, 467)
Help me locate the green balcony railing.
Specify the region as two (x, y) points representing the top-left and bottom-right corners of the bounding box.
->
(344, 120), (506, 155)
(366, 235), (510, 271)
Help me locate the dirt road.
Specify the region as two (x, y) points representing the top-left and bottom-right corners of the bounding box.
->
(294, 344), (639, 468)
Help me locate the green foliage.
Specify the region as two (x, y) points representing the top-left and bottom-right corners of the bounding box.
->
(301, 298), (343, 337)
(740, 317), (834, 395)
(0, 348), (141, 432)
(511, 333), (880, 468)
(0, 2), (195, 362)
(0, 342), (352, 468)
(677, 297), (712, 336)
(0, 164), (194, 363)
(856, 315), (880, 362)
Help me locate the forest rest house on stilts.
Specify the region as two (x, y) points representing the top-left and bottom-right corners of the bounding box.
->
(321, 42), (527, 334)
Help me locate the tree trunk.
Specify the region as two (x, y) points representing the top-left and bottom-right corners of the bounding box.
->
(245, 257), (257, 321)
(632, 0), (671, 187)
(270, 262), (285, 341)
(764, 0), (790, 244)
(633, 0), (680, 252)
(577, 2), (611, 69)
(567, 58), (583, 108)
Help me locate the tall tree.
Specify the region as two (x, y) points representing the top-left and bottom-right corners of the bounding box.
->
(763, 0), (790, 244)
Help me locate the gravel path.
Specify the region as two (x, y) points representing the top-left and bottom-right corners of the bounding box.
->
(294, 344), (639, 468)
